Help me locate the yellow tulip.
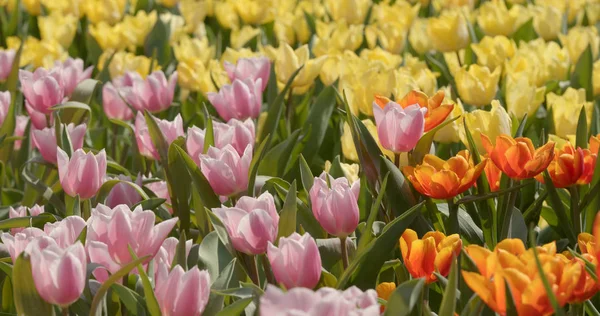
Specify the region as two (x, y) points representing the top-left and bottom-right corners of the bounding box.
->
(174, 36), (215, 66)
(548, 134), (576, 150)
(7, 37), (67, 69)
(178, 59), (229, 95)
(594, 60), (600, 97)
(120, 11), (158, 48)
(505, 72), (546, 120)
(89, 23), (128, 52)
(341, 120), (395, 162)
(214, 0), (239, 29)
(427, 9), (470, 52)
(98, 51), (158, 79)
(391, 69), (421, 104)
(179, 0), (210, 33)
(409, 18), (434, 54)
(559, 26), (600, 63)
(324, 0), (371, 25)
(265, 43), (326, 94)
(530, 5), (562, 41)
(313, 20), (364, 56)
(433, 0), (475, 10)
(365, 1), (419, 54)
(443, 49), (465, 78)
(324, 161), (360, 184)
(234, 0), (274, 25)
(455, 64), (501, 107)
(505, 39), (569, 87)
(40, 0), (83, 17)
(434, 87), (465, 144)
(359, 48), (403, 70)
(221, 47), (260, 65)
(291, 0), (327, 44)
(365, 24), (407, 55)
(274, 13), (297, 45)
(458, 100), (512, 153)
(338, 59), (396, 116)
(38, 13), (78, 48)
(471, 36), (516, 71)
(401, 56), (439, 97)
(546, 88), (594, 139)
(476, 0), (529, 36)
(586, 3), (600, 26)
(82, 0), (127, 25)
(230, 26), (261, 50)
(22, 0), (41, 15)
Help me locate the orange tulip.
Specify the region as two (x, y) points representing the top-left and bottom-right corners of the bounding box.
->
(578, 232), (594, 255)
(483, 154), (502, 191)
(534, 142), (596, 188)
(462, 268), (530, 316)
(399, 229), (462, 283)
(403, 150), (488, 199)
(376, 282), (396, 313)
(481, 134), (555, 180)
(590, 134), (600, 155)
(374, 90), (454, 132)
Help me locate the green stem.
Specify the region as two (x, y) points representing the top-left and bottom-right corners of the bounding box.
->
(570, 186), (581, 236)
(286, 87), (294, 133)
(499, 179), (518, 239)
(261, 254), (276, 285)
(62, 306), (69, 316)
(247, 255), (260, 286)
(81, 198), (91, 220)
(340, 236), (349, 270)
(447, 198), (459, 235)
(394, 153), (401, 168)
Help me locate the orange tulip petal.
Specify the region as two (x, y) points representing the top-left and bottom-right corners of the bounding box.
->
(399, 90), (429, 109)
(462, 271), (500, 313)
(424, 104), (454, 132)
(429, 170), (461, 199)
(374, 95), (391, 109)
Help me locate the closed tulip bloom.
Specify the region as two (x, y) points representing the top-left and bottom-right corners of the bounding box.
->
(505, 72), (546, 120)
(19, 68), (64, 114)
(213, 192), (279, 254)
(102, 82), (133, 120)
(9, 205), (45, 234)
(186, 118), (255, 165)
(531, 4), (562, 41)
(547, 88), (594, 140)
(122, 71), (177, 113)
(590, 134), (600, 155)
(57, 148), (106, 199)
(26, 100), (51, 130)
(30, 240), (86, 307)
(559, 26), (600, 63)
(427, 9), (469, 52)
(146, 180), (171, 211)
(43, 216), (86, 249)
(455, 64), (501, 107)
(266, 43), (327, 93)
(481, 134), (555, 180)
(1, 228), (46, 262)
(0, 91), (10, 126)
(52, 58), (93, 97)
(0, 49), (15, 81)
(309, 172), (360, 237)
(154, 237), (193, 284)
(267, 233), (321, 289)
(471, 36), (516, 71)
(477, 0), (528, 36)
(105, 175), (143, 208)
(224, 57), (271, 91)
(403, 150), (487, 199)
(400, 229), (462, 283)
(372, 100), (427, 153)
(207, 78), (262, 121)
(535, 143), (596, 188)
(458, 101), (512, 154)
(375, 90), (454, 133)
(32, 123), (86, 164)
(200, 144), (252, 197)
(13, 115), (29, 150)
(135, 112), (184, 160)
(86, 204), (178, 282)
(155, 266), (210, 316)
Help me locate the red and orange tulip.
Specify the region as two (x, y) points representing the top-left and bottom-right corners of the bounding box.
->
(483, 154), (502, 192)
(590, 134), (600, 155)
(399, 229), (462, 283)
(374, 90), (454, 132)
(534, 142), (596, 188)
(481, 134), (555, 180)
(403, 150), (487, 199)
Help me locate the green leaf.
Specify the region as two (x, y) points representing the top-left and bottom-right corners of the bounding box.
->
(173, 231), (188, 271)
(206, 209), (234, 254)
(571, 45), (594, 102)
(301, 85), (337, 162)
(357, 174), (388, 254)
(144, 111), (169, 163)
(168, 138), (191, 234)
(247, 136), (270, 197)
(204, 259), (238, 316)
(258, 130), (302, 177)
(512, 18), (537, 43)
(12, 253), (53, 316)
(507, 207), (527, 244)
(277, 180), (297, 241)
(0, 213), (57, 231)
(380, 157), (416, 215)
(215, 297), (253, 316)
(172, 144), (221, 208)
(412, 115), (461, 164)
(144, 19), (172, 67)
(299, 154), (314, 192)
(111, 283), (146, 315)
(383, 278), (425, 316)
(438, 258), (458, 316)
(576, 106), (588, 149)
(51, 101), (92, 125)
(542, 171), (577, 244)
(202, 110), (215, 154)
(194, 231), (234, 282)
(130, 247), (161, 316)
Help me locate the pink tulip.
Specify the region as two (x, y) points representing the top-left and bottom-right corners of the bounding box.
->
(155, 266), (210, 316)
(9, 205), (45, 234)
(135, 112), (184, 160)
(267, 232), (321, 289)
(186, 118), (255, 165)
(0, 91), (10, 125)
(373, 101), (427, 153)
(14, 115), (29, 150)
(223, 57), (271, 91)
(30, 240), (86, 307)
(32, 123), (86, 164)
(86, 204), (178, 282)
(57, 148), (106, 199)
(260, 285), (380, 316)
(44, 216), (86, 249)
(1, 227), (46, 262)
(146, 180), (172, 213)
(207, 78), (262, 121)
(121, 70), (177, 113)
(102, 82), (134, 121)
(26, 100), (51, 129)
(19, 68), (65, 114)
(154, 237), (193, 284)
(105, 175), (143, 208)
(200, 144), (252, 197)
(0, 49), (15, 81)
(213, 192), (279, 254)
(310, 172), (360, 238)
(53, 58), (94, 96)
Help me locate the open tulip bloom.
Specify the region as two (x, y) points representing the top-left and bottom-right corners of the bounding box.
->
(6, 1), (600, 315)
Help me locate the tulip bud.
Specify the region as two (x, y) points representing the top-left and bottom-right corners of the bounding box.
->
(187, 119), (255, 165)
(122, 70), (178, 113)
(455, 64), (500, 107)
(102, 82), (134, 121)
(57, 148), (106, 199)
(52, 58), (93, 97)
(19, 68), (65, 114)
(9, 205), (45, 234)
(155, 266), (210, 316)
(0, 49), (15, 81)
(200, 144), (252, 197)
(0, 91), (10, 126)
(372, 101), (427, 153)
(207, 78), (262, 122)
(213, 192), (279, 254)
(1, 227), (46, 262)
(26, 100), (51, 130)
(13, 115), (29, 150)
(135, 112), (184, 160)
(310, 172), (360, 237)
(105, 175), (143, 208)
(427, 9), (470, 52)
(32, 123), (87, 164)
(458, 100), (512, 154)
(223, 57), (271, 91)
(267, 233), (321, 289)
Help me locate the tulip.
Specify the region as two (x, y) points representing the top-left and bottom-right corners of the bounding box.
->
(309, 172), (360, 238)
(505, 72), (546, 120)
(476, 0), (528, 36)
(207, 78), (262, 121)
(44, 216), (87, 249)
(483, 155), (502, 192)
(409, 19), (434, 54)
(38, 13), (78, 49)
(375, 90), (454, 133)
(481, 134), (555, 180)
(372, 100), (427, 153)
(102, 82), (134, 121)
(559, 26), (600, 63)
(13, 115), (29, 150)
(154, 237), (193, 284)
(471, 36), (516, 71)
(433, 87), (465, 144)
(135, 112), (184, 160)
(400, 229), (462, 283)
(376, 282), (396, 302)
(19, 68), (65, 114)
(105, 175), (143, 208)
(458, 100), (512, 154)
(146, 180), (172, 213)
(0, 91), (10, 126)
(99, 51), (158, 79)
(121, 70), (177, 113)
(0, 49), (15, 81)
(314, 20), (365, 56)
(86, 204), (178, 282)
(155, 266), (210, 316)
(1, 227), (46, 262)
(324, 0), (370, 25)
(30, 240), (86, 307)
(265, 43), (327, 93)
(223, 57), (271, 91)
(455, 64), (500, 107)
(200, 144), (252, 197)
(427, 9), (469, 52)
(213, 192), (279, 254)
(32, 123), (87, 164)
(26, 100), (51, 130)
(267, 233), (321, 289)
(9, 205), (45, 234)
(590, 134), (600, 155)
(186, 118), (255, 165)
(546, 88), (594, 140)
(531, 4), (563, 41)
(535, 142), (596, 188)
(57, 148), (106, 199)
(403, 150), (487, 199)
(324, 160), (360, 184)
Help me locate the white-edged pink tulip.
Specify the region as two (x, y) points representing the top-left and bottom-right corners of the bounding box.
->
(105, 175), (143, 208)
(32, 123), (86, 164)
(135, 112), (184, 160)
(373, 101), (427, 153)
(57, 148), (106, 200)
(267, 232), (321, 289)
(207, 78), (262, 121)
(200, 144), (252, 197)
(102, 82), (134, 121)
(223, 57), (271, 91)
(44, 216), (86, 249)
(155, 266), (210, 316)
(0, 49), (15, 81)
(0, 91), (10, 126)
(53, 58), (94, 96)
(9, 205), (45, 234)
(121, 70), (177, 113)
(19, 68), (65, 114)
(0, 227), (46, 262)
(186, 118), (255, 165)
(310, 172), (360, 238)
(14, 115), (29, 150)
(26, 100), (51, 129)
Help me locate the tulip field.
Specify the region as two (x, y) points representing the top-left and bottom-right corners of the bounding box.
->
(5, 0), (600, 315)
